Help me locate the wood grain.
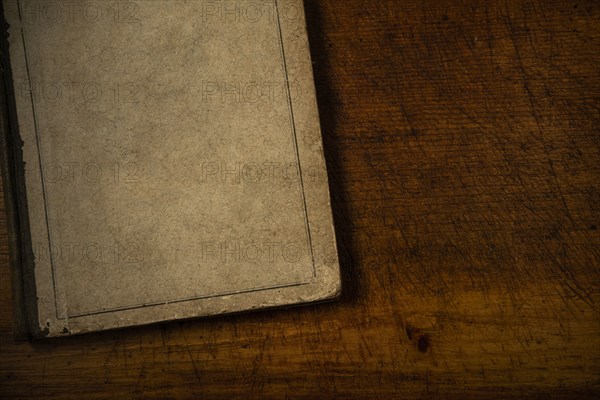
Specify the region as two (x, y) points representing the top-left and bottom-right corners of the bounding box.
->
(1, 0), (599, 398)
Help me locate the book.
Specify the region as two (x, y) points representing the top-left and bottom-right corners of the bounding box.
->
(0, 0), (340, 338)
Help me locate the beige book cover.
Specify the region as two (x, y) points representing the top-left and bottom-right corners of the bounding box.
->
(0, 0), (340, 338)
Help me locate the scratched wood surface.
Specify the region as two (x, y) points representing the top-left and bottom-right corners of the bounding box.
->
(1, 0), (599, 398)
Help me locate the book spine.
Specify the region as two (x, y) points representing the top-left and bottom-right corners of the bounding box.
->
(0, 6), (40, 340)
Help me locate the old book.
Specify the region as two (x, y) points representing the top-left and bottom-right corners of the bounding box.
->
(0, 0), (340, 338)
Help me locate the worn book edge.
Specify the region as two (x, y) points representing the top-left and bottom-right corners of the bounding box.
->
(0, 6), (42, 339)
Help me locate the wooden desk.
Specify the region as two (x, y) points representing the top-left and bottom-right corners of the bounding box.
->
(1, 1), (598, 398)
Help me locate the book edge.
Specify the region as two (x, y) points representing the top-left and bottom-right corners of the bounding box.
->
(0, 5), (45, 340)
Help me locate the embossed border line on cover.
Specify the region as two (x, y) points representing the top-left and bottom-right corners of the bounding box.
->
(15, 0), (317, 320)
